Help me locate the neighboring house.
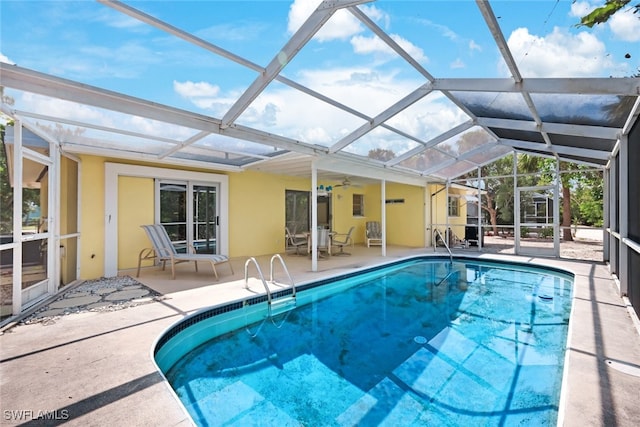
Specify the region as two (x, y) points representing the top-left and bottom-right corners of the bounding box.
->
(522, 191), (554, 225)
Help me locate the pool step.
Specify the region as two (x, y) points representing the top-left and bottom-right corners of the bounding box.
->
(270, 296), (297, 316)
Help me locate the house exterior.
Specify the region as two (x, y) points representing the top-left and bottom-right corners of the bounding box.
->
(1, 126), (442, 322)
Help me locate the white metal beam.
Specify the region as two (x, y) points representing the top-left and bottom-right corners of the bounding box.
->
(432, 77), (640, 95)
(477, 117), (621, 139)
(500, 138), (610, 160)
(387, 121), (476, 166)
(330, 83), (433, 153)
(15, 110), (181, 145)
(476, 0), (522, 83)
(221, 1), (366, 127)
(1, 64), (223, 132)
(348, 6), (435, 81)
(1, 64), (340, 157)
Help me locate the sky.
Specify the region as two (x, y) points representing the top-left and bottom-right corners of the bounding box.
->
(1, 0), (639, 159)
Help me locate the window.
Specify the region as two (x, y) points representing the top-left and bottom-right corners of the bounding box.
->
(353, 194), (364, 216)
(448, 196), (459, 217)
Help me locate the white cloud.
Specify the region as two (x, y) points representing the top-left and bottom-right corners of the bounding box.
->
(95, 8), (149, 32)
(173, 81), (229, 112)
(469, 40), (482, 52)
(608, 9), (640, 42)
(288, 0), (362, 42)
(0, 53), (15, 64)
(569, 1), (598, 18)
(351, 35), (390, 55)
(350, 34), (426, 62)
(450, 58), (465, 69)
(391, 34), (427, 62)
(174, 81), (220, 98)
(360, 4), (389, 29)
(422, 20), (460, 43)
(505, 26), (626, 77)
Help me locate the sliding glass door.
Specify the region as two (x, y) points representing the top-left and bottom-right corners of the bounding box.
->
(285, 190), (332, 235)
(192, 185), (218, 254)
(158, 181), (220, 254)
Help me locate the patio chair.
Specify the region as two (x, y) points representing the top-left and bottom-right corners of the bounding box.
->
(365, 221), (383, 247)
(317, 227), (332, 256)
(332, 226), (355, 255)
(137, 224), (233, 280)
(285, 226), (307, 255)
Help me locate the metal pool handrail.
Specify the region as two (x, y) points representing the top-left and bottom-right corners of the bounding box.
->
(269, 254), (296, 299)
(434, 229), (453, 264)
(244, 257), (271, 304)
(244, 256), (297, 333)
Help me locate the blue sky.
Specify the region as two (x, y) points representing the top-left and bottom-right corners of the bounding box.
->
(1, 0), (639, 155)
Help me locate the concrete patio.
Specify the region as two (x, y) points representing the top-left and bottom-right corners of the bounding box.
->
(1, 245), (639, 426)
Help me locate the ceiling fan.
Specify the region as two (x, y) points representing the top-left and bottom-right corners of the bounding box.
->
(334, 177), (359, 189)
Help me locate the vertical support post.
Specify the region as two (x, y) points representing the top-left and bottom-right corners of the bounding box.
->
(381, 179), (386, 256)
(50, 138), (60, 294)
(619, 135), (629, 296)
(311, 162), (318, 272)
(554, 159), (560, 257)
(609, 154), (618, 275)
(445, 181), (450, 246)
(477, 166), (482, 251)
(603, 167), (610, 262)
(12, 121), (23, 315)
(513, 152), (520, 253)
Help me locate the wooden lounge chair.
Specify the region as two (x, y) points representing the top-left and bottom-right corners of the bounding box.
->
(137, 224), (233, 280)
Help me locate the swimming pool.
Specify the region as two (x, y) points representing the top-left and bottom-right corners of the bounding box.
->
(154, 257), (574, 426)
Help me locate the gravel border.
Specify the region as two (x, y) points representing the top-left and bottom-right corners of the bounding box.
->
(19, 276), (164, 326)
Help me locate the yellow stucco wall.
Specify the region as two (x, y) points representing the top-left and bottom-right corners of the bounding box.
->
(75, 154), (455, 279)
(59, 156), (78, 285)
(78, 155), (105, 280)
(118, 176), (154, 270)
(230, 171), (311, 256)
(330, 186), (368, 245)
(384, 182), (425, 247)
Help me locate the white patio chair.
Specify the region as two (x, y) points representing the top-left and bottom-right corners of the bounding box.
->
(365, 221), (383, 247)
(285, 226), (307, 255)
(332, 226), (355, 255)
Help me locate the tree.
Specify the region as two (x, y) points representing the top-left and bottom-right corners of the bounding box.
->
(0, 125), (13, 233)
(458, 154), (514, 235)
(368, 148), (395, 162)
(578, 0), (640, 27)
(0, 123), (51, 234)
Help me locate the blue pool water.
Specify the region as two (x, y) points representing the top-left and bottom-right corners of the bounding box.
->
(157, 258), (573, 426)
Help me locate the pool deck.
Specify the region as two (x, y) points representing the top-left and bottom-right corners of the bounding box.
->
(1, 246), (639, 426)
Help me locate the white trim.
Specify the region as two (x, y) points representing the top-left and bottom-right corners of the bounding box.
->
(104, 163), (229, 277)
(515, 183), (558, 257)
(619, 135), (629, 296)
(12, 121), (23, 315)
(622, 237), (640, 255)
(381, 180), (386, 256)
